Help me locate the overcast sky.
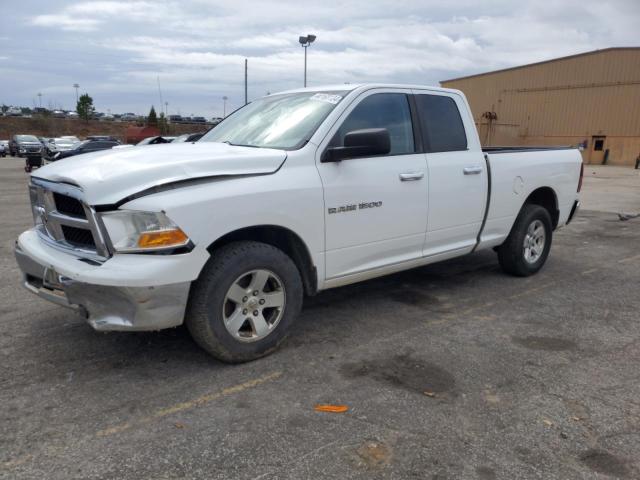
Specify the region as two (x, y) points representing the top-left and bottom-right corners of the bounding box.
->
(0, 0), (637, 117)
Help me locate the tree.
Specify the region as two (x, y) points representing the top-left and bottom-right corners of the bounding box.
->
(76, 93), (95, 122)
(147, 106), (158, 126)
(158, 111), (168, 135)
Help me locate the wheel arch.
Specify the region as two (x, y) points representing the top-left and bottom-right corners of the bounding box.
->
(206, 225), (318, 296)
(523, 186), (559, 229)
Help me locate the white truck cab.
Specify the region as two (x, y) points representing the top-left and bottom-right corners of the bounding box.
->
(15, 84), (582, 362)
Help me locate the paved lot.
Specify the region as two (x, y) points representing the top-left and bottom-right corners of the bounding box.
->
(1, 159), (639, 479)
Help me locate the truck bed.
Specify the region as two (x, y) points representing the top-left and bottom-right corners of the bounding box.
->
(482, 146), (575, 154)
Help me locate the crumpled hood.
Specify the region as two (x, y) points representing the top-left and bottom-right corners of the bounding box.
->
(33, 142), (287, 205)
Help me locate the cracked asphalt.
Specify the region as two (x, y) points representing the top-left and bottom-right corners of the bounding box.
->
(1, 159), (639, 479)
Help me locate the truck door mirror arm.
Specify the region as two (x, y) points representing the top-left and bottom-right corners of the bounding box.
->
(322, 128), (391, 162)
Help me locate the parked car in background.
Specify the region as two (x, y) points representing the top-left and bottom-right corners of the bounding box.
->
(0, 140), (9, 156)
(0, 143), (5, 157)
(60, 135), (80, 143)
(9, 135), (43, 157)
(9, 135), (43, 171)
(66, 112), (79, 119)
(52, 110), (66, 118)
(192, 116), (207, 123)
(120, 113), (138, 122)
(52, 139), (120, 160)
(137, 136), (176, 146)
(100, 114), (115, 121)
(168, 115), (183, 123)
(182, 116), (193, 123)
(210, 117), (223, 126)
(6, 107), (23, 117)
(86, 135), (119, 142)
(44, 138), (77, 160)
(173, 132), (205, 143)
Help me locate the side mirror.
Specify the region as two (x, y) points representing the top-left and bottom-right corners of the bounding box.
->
(322, 128), (391, 162)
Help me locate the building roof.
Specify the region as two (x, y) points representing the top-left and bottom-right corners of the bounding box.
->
(440, 47), (640, 84)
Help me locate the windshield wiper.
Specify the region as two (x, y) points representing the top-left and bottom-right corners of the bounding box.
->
(222, 141), (260, 148)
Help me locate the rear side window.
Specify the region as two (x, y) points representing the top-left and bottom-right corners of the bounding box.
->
(415, 94), (467, 153)
(331, 93), (415, 155)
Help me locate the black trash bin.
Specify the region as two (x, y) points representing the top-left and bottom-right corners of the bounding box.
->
(24, 155), (42, 173)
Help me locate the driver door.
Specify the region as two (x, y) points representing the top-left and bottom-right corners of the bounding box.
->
(316, 89), (428, 280)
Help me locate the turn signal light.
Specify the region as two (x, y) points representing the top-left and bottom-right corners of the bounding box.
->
(137, 229), (189, 249)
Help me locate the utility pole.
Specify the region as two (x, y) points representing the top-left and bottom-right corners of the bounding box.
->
(73, 83), (79, 104)
(37, 92), (42, 108)
(244, 58), (248, 105)
(298, 34), (316, 87)
(165, 101), (168, 116)
(222, 96), (228, 117)
(157, 76), (164, 116)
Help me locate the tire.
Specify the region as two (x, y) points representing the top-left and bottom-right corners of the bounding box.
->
(497, 204), (552, 276)
(186, 241), (303, 363)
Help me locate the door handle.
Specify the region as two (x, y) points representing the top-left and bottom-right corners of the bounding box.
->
(399, 171), (424, 181)
(463, 165), (483, 175)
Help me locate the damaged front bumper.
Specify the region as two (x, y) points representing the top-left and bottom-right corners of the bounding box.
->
(15, 235), (192, 332)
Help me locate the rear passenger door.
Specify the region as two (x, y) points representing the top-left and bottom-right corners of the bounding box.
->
(413, 91), (487, 256)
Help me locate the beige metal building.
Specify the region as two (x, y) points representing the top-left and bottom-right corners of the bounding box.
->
(440, 48), (640, 166)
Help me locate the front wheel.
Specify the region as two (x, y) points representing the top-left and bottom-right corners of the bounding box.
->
(497, 204), (552, 276)
(186, 241), (303, 363)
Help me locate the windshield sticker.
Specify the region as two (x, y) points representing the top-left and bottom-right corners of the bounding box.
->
(310, 93), (342, 104)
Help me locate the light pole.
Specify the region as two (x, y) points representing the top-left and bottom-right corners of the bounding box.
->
(37, 92), (42, 108)
(222, 96), (228, 117)
(298, 34), (316, 88)
(73, 83), (79, 104)
(165, 101), (168, 117)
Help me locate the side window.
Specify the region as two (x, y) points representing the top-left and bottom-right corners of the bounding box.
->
(331, 93), (415, 155)
(415, 94), (467, 153)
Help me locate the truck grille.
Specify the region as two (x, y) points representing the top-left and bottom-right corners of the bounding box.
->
(61, 225), (96, 249)
(29, 180), (109, 259)
(53, 192), (86, 218)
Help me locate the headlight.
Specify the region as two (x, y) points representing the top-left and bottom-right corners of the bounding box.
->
(19, 148), (26, 153)
(29, 185), (43, 226)
(99, 211), (190, 253)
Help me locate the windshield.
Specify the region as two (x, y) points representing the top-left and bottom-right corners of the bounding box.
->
(201, 91), (345, 150)
(17, 135), (39, 142)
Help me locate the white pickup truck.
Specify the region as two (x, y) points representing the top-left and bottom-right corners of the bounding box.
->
(15, 84), (582, 362)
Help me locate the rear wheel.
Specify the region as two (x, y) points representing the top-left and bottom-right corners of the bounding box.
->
(497, 204), (552, 276)
(186, 241), (303, 363)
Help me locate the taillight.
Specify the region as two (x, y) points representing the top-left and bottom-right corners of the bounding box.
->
(577, 162), (584, 192)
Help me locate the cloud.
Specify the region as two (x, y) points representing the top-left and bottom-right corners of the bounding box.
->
(31, 14), (102, 32)
(11, 0), (640, 117)
(67, 1), (156, 16)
